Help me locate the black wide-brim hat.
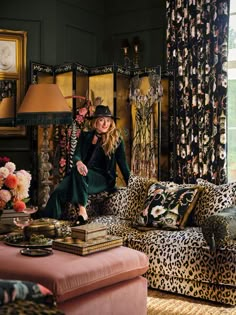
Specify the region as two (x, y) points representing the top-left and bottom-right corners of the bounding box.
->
(87, 105), (119, 120)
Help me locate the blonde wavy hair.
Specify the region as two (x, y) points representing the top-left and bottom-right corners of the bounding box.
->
(91, 118), (121, 157)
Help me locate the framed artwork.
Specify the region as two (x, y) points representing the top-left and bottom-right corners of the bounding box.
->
(0, 125), (26, 136)
(0, 29), (27, 137)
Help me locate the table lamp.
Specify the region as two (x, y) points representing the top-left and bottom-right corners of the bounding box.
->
(17, 83), (72, 207)
(0, 97), (16, 126)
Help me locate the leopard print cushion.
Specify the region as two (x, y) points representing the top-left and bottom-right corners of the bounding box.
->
(125, 175), (153, 220)
(99, 188), (129, 216)
(194, 179), (236, 226)
(101, 175), (154, 220)
(201, 206), (236, 250)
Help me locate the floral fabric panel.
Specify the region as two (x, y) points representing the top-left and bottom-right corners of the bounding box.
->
(0, 280), (55, 307)
(135, 183), (200, 230)
(166, 0), (229, 184)
(53, 99), (96, 185)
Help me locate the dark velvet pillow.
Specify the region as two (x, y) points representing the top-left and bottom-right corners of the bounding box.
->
(0, 279), (55, 307)
(134, 183), (201, 230)
(201, 206), (236, 251)
(194, 179), (236, 226)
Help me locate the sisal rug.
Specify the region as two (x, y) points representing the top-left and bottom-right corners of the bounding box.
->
(147, 289), (236, 315)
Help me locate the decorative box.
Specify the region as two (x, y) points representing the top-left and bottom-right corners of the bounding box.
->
(52, 235), (123, 256)
(24, 218), (70, 240)
(71, 223), (107, 241)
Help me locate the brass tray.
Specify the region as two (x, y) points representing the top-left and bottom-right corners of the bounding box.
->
(0, 223), (15, 235)
(4, 234), (52, 248)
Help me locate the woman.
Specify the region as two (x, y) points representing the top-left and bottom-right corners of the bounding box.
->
(43, 105), (130, 224)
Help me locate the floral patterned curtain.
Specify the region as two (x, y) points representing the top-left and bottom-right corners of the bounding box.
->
(166, 0), (229, 184)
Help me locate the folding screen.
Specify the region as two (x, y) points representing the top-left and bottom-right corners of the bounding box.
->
(30, 62), (162, 206)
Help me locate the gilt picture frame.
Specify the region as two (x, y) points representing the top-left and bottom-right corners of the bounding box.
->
(0, 29), (27, 136)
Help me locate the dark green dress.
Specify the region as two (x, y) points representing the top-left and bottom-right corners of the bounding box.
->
(43, 130), (130, 219)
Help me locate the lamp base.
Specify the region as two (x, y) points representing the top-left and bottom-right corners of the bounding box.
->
(39, 125), (52, 208)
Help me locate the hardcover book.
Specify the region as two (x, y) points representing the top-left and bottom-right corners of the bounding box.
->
(52, 235), (123, 256)
(0, 210), (30, 225)
(71, 223), (107, 241)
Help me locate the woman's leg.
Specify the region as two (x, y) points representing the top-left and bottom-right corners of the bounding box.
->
(87, 169), (109, 194)
(44, 167), (108, 221)
(70, 167), (109, 205)
(43, 175), (70, 219)
(75, 169), (109, 222)
(43, 166), (89, 220)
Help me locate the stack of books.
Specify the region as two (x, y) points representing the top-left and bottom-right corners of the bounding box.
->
(0, 209), (30, 225)
(52, 223), (123, 256)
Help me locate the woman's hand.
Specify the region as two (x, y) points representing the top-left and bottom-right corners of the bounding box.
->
(76, 161), (88, 176)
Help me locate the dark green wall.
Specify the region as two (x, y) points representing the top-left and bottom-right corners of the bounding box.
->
(0, 0), (166, 178)
(1, 0), (166, 70)
(1, 0), (105, 71)
(103, 0), (166, 68)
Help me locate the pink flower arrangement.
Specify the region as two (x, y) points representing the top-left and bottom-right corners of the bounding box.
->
(0, 158), (31, 212)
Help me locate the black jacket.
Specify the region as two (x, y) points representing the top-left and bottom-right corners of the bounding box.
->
(73, 130), (130, 187)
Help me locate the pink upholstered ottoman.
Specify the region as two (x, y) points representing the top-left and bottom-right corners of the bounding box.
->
(0, 243), (149, 315)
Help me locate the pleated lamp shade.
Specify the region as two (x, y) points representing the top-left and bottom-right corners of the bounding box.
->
(17, 84), (72, 125)
(0, 97), (15, 126)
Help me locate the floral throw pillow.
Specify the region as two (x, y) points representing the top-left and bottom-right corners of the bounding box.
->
(134, 183), (200, 230)
(0, 279), (55, 307)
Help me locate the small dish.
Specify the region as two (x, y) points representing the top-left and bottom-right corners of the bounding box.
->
(23, 206), (38, 214)
(20, 248), (53, 257)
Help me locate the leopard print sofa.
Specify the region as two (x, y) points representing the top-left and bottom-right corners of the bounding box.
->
(87, 175), (236, 306)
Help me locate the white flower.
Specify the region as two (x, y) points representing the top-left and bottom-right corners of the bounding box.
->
(17, 170), (31, 182)
(151, 205), (166, 218)
(14, 171), (31, 199)
(5, 162), (16, 173)
(16, 171), (31, 187)
(0, 167), (9, 178)
(13, 186), (29, 200)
